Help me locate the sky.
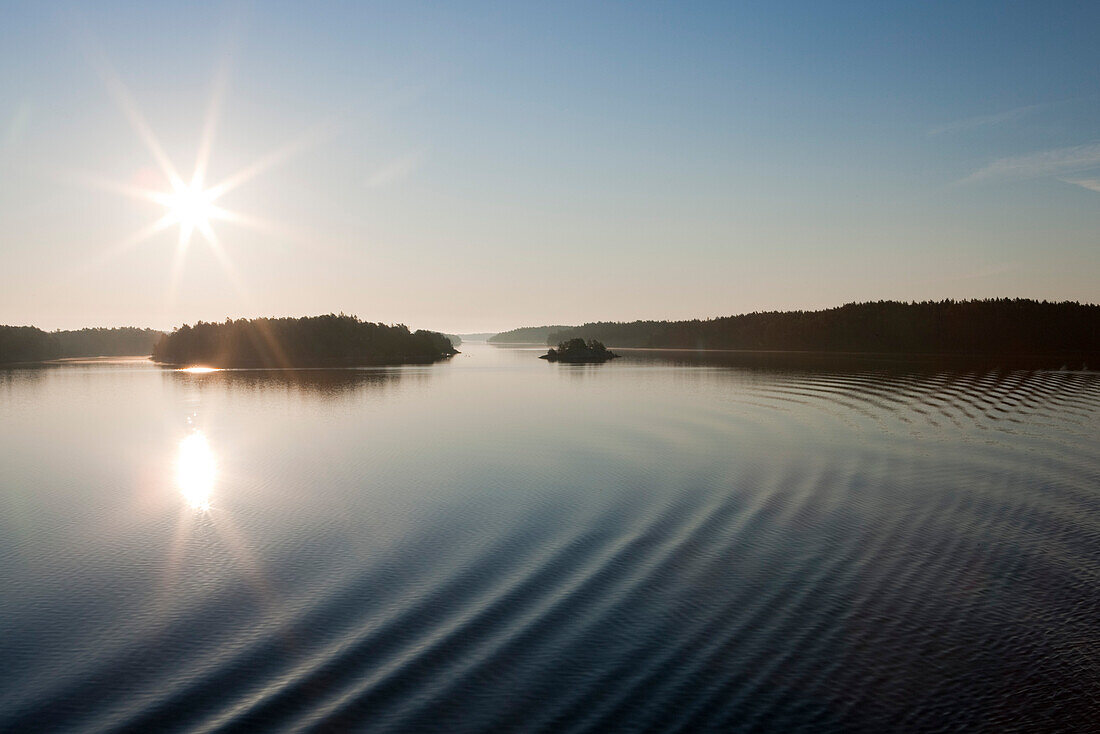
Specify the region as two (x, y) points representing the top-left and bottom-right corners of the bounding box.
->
(1, 1), (1099, 333)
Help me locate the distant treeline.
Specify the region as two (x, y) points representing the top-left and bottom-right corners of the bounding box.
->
(488, 325), (573, 343)
(0, 326), (57, 364)
(56, 327), (163, 357)
(152, 314), (457, 367)
(0, 326), (164, 364)
(540, 300), (1100, 357)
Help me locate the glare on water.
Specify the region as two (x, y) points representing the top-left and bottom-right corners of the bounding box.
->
(177, 431), (215, 510)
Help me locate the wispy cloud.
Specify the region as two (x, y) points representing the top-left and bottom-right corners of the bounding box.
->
(929, 96), (1090, 137)
(958, 142), (1100, 184)
(365, 151), (425, 188)
(928, 103), (1042, 136)
(1061, 177), (1100, 193)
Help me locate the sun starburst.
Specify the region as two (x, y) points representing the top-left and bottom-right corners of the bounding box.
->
(153, 175), (219, 250)
(71, 55), (326, 305)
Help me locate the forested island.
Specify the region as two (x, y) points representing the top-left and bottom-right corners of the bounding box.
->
(0, 326), (164, 364)
(7, 300), (1099, 368)
(151, 314), (457, 367)
(488, 325), (573, 343)
(527, 300), (1100, 360)
(541, 338), (619, 363)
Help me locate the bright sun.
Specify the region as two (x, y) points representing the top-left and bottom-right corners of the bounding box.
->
(78, 59), (323, 302)
(161, 179), (217, 243)
(167, 181), (215, 229)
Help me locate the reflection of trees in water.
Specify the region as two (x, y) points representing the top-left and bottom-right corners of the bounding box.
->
(557, 363), (612, 379)
(623, 348), (1100, 436)
(616, 348), (1094, 374)
(161, 366), (436, 401)
(0, 365), (50, 392)
(1, 360), (162, 399)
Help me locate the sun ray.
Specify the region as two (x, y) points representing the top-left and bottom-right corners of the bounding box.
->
(207, 205), (306, 244)
(196, 217), (217, 247)
(192, 68), (229, 191)
(64, 169), (168, 205)
(179, 219), (196, 250)
(198, 224), (256, 310)
(165, 233), (192, 308)
(55, 211), (179, 289)
(96, 213), (179, 266)
(93, 60), (185, 191)
(205, 122), (334, 200)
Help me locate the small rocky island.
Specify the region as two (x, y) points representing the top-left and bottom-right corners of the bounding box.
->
(540, 338), (619, 363)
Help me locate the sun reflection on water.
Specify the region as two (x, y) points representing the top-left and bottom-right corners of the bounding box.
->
(179, 366), (220, 374)
(177, 431), (216, 510)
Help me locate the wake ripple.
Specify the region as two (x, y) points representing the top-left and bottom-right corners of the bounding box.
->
(2, 366), (1097, 732)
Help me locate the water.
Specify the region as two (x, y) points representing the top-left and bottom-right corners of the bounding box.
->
(1, 344), (1098, 732)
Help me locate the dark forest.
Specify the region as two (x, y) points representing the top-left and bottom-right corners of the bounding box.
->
(488, 325), (573, 344)
(151, 314), (456, 367)
(0, 326), (163, 364)
(538, 300), (1100, 358)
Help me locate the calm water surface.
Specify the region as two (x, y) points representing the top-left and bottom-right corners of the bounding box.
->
(1, 344), (1098, 732)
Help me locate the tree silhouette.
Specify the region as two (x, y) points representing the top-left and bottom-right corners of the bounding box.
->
(152, 314), (457, 367)
(541, 299), (1100, 359)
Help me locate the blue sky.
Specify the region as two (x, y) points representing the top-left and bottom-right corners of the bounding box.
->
(2, 1), (1098, 331)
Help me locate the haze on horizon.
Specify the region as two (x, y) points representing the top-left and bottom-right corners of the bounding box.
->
(2, 1), (1099, 334)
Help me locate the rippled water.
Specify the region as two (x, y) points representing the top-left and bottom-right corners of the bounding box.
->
(1, 344), (1098, 732)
